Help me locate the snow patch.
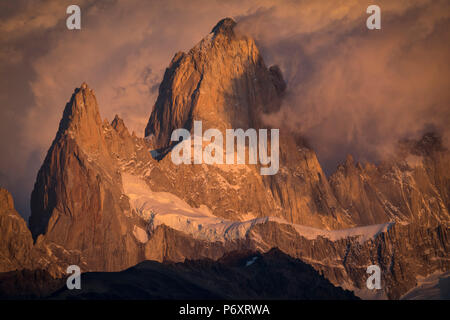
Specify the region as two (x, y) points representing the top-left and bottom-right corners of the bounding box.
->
(132, 225), (148, 243)
(122, 173), (393, 244)
(245, 256), (258, 267)
(291, 222), (393, 244)
(240, 212), (257, 221)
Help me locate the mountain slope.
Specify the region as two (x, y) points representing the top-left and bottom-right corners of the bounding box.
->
(330, 134), (450, 227)
(0, 188), (33, 272)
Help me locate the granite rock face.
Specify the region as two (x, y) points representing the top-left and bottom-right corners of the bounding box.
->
(246, 221), (449, 299)
(29, 84), (144, 272)
(330, 133), (450, 227)
(0, 188), (87, 277)
(0, 188), (33, 272)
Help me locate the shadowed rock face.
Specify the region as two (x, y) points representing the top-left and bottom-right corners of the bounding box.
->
(49, 248), (358, 300)
(3, 18), (447, 300)
(0, 269), (64, 300)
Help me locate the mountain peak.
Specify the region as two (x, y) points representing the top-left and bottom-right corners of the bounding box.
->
(211, 17), (236, 35)
(145, 18), (284, 149)
(345, 154), (354, 166)
(51, 82), (105, 154)
(111, 114), (131, 138)
(0, 188), (14, 211)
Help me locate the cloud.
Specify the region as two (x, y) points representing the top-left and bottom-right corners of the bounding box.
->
(237, 0), (450, 173)
(23, 0), (265, 145)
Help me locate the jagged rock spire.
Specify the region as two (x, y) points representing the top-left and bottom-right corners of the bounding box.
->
(211, 17), (236, 36)
(144, 18), (285, 150)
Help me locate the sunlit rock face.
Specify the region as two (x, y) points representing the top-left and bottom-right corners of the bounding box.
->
(29, 84), (146, 272)
(1, 188), (85, 277)
(0, 188), (33, 272)
(330, 133), (450, 227)
(145, 17), (283, 148)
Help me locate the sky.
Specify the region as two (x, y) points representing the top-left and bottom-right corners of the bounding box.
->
(0, 0), (449, 220)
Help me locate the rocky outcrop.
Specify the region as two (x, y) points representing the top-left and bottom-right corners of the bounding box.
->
(330, 134), (450, 227)
(0, 187), (87, 277)
(0, 188), (33, 272)
(246, 221), (449, 299)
